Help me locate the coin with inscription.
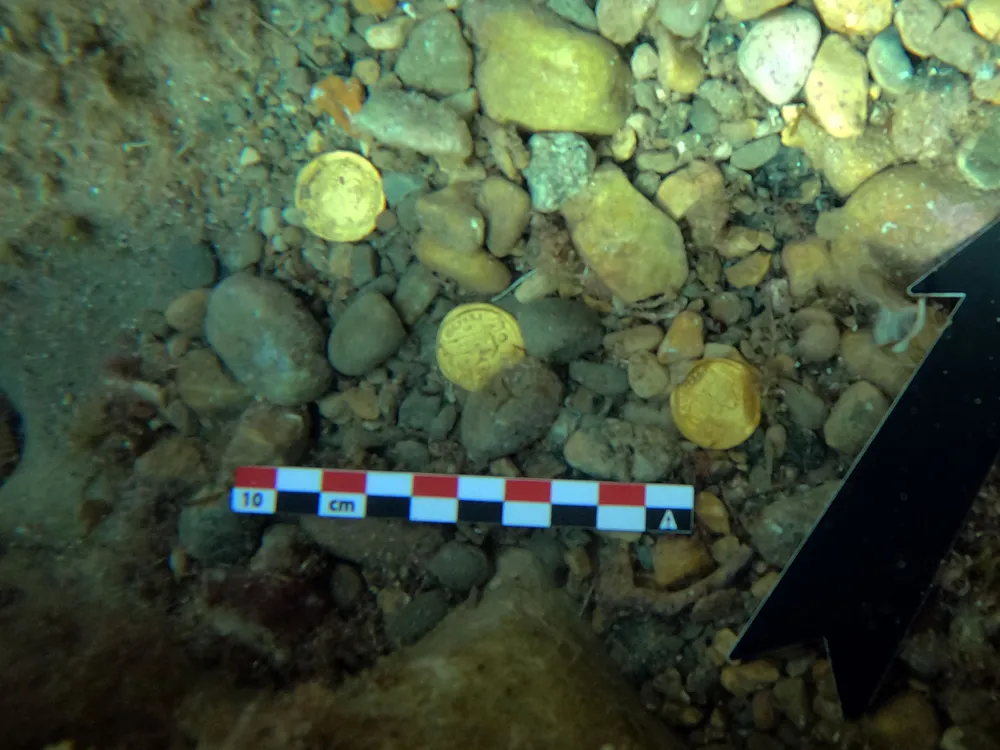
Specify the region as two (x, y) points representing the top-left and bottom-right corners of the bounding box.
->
(436, 303), (526, 391)
(295, 150), (386, 242)
(670, 357), (761, 450)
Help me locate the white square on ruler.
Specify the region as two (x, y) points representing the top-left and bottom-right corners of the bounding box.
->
(550, 480), (599, 506)
(458, 475), (505, 502)
(645, 484), (695, 510)
(597, 505), (646, 532)
(410, 497), (459, 523)
(275, 467), (323, 492)
(366, 472), (413, 497)
(318, 493), (366, 519)
(231, 488), (277, 514)
(503, 501), (552, 528)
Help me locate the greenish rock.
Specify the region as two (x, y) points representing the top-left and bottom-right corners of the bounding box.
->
(463, 0), (632, 135)
(958, 124), (1000, 190)
(561, 165), (689, 302)
(353, 88), (473, 159)
(867, 28), (913, 96)
(729, 135), (781, 171)
(394, 12), (473, 96)
(523, 132), (596, 213)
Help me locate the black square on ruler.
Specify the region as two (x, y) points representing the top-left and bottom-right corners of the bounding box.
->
(646, 508), (694, 532)
(551, 505), (598, 528)
(367, 495), (412, 519)
(457, 500), (503, 524)
(277, 491), (321, 515)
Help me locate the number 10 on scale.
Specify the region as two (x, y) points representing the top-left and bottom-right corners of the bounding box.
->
(232, 489), (277, 514)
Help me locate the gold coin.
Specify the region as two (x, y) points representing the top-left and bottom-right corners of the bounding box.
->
(295, 151), (386, 242)
(436, 303), (526, 391)
(670, 357), (761, 450)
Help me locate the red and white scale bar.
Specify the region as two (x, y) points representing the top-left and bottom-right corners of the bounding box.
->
(232, 466), (695, 533)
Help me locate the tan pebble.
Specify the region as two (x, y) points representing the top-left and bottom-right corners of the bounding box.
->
(721, 661), (781, 696)
(628, 351), (671, 398)
(352, 0), (396, 15)
(710, 534), (742, 564)
(596, 0), (657, 45)
(725, 251), (772, 288)
(635, 150), (679, 174)
(894, 0), (944, 57)
(752, 690), (778, 730)
(489, 457), (520, 477)
(815, 0), (892, 35)
(165, 289), (211, 334)
(863, 691), (940, 750)
(751, 570), (781, 597)
(764, 424), (787, 459)
(719, 227), (775, 259)
(657, 310), (705, 363)
(973, 76), (1000, 104)
(477, 177), (531, 257)
(239, 146), (262, 168)
(513, 271), (560, 303)
(352, 58), (382, 86)
(928, 9), (991, 74)
(678, 706), (704, 726)
(610, 124), (639, 162)
(654, 160), (725, 220)
(805, 34), (869, 139)
(343, 383), (381, 421)
(656, 32), (705, 94)
(417, 186), (485, 253)
(604, 324), (665, 359)
(782, 236), (832, 297)
(970, 0), (1000, 41)
(695, 491), (730, 534)
(415, 232), (512, 294)
(709, 627), (739, 666)
(364, 16), (412, 50)
(630, 43), (660, 80)
(724, 0), (792, 20)
(791, 307), (840, 363)
(564, 546), (593, 579)
(823, 380), (889, 454)
(651, 536), (715, 588)
(839, 329), (915, 398)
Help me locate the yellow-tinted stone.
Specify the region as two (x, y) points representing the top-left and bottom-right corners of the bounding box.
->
(718, 227), (776, 259)
(561, 165), (689, 303)
(655, 160), (725, 220)
(477, 177), (532, 257)
(782, 236), (832, 297)
(417, 186), (485, 253)
(721, 661), (781, 697)
(782, 114), (896, 196)
(295, 151), (386, 242)
(695, 491), (730, 534)
(819, 165), (1000, 279)
(805, 35), (869, 139)
(465, 0), (632, 135)
(725, 251), (772, 288)
(657, 32), (705, 94)
(815, 0), (892, 36)
(863, 691), (940, 750)
(970, 0), (1000, 41)
(973, 76), (1000, 105)
(351, 0), (396, 16)
(723, 0), (792, 21)
(628, 351), (671, 398)
(651, 536), (715, 588)
(415, 232), (512, 294)
(670, 358), (762, 450)
(657, 310), (705, 363)
(894, 0), (944, 57)
(436, 303), (526, 391)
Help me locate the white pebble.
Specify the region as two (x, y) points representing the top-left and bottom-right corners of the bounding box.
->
(737, 7), (822, 106)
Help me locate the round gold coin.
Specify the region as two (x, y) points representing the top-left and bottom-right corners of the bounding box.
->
(295, 151), (386, 242)
(436, 303), (526, 391)
(670, 357), (762, 450)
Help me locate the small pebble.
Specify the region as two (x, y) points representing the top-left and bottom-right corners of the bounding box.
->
(427, 541), (493, 592)
(628, 351), (671, 399)
(165, 289), (211, 334)
(517, 298), (604, 363)
(393, 263), (441, 325)
(364, 16), (411, 50)
(394, 12), (473, 96)
(720, 661), (781, 696)
(657, 311), (705, 363)
(782, 236), (832, 298)
(385, 589), (449, 646)
(604, 325), (664, 359)
(631, 43), (660, 80)
(867, 28), (915, 95)
(523, 132), (597, 213)
(569, 360), (630, 396)
(823, 380), (889, 454)
(814, 0), (892, 35)
(805, 34), (869, 139)
(651, 536), (715, 588)
(695, 491), (731, 535)
(658, 0), (717, 36)
(328, 292), (406, 376)
(730, 135), (781, 171)
(725, 251), (772, 288)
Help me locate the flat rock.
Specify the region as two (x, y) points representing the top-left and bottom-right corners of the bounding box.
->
(517, 297), (604, 363)
(328, 292), (406, 376)
(353, 88), (473, 159)
(738, 8), (822, 105)
(394, 12), (473, 96)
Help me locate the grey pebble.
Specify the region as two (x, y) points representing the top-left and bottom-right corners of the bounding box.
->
(328, 292), (406, 376)
(393, 263), (442, 325)
(523, 132), (596, 212)
(568, 361), (629, 397)
(748, 481), (838, 566)
(867, 27), (914, 96)
(351, 245), (378, 286)
(779, 379), (828, 431)
(353, 88), (473, 159)
(330, 563), (365, 610)
(178, 504), (262, 566)
(460, 358), (564, 462)
(169, 241), (218, 289)
(517, 298), (603, 364)
(390, 439), (432, 470)
(205, 275), (333, 405)
(427, 541), (492, 592)
(394, 12), (473, 97)
(428, 403), (458, 441)
(729, 135), (781, 171)
(382, 171), (428, 207)
(399, 391), (443, 431)
(219, 232), (263, 272)
(385, 589), (450, 646)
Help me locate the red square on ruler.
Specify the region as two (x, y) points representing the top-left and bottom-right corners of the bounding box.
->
(234, 466), (277, 489)
(504, 479), (551, 503)
(322, 470), (367, 493)
(599, 482), (645, 506)
(413, 474), (459, 498)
